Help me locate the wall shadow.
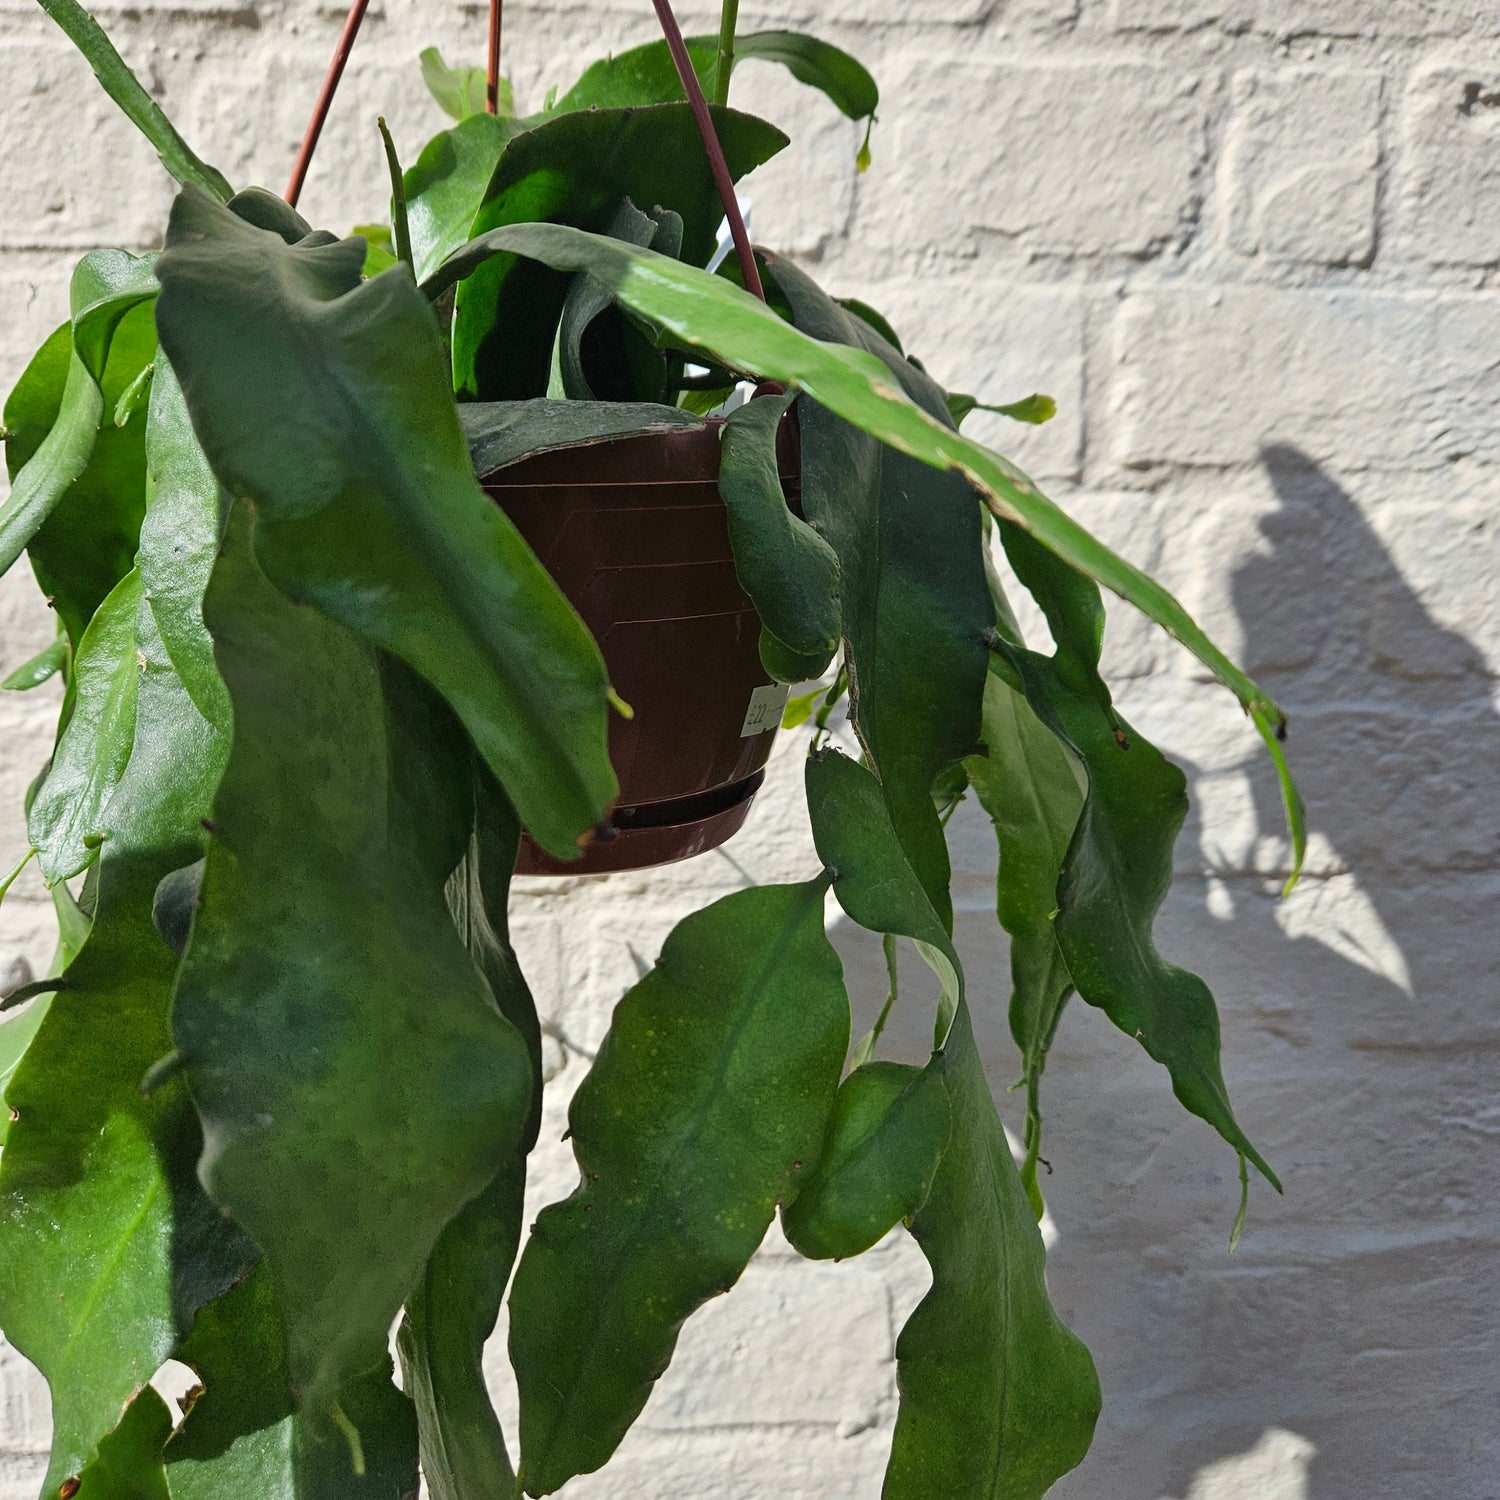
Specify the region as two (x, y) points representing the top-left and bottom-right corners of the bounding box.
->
(1037, 447), (1499, 1500)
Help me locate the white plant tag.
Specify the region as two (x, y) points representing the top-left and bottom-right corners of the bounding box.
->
(740, 683), (790, 738)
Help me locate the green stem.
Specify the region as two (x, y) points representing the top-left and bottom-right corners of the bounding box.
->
(712, 0), (739, 106)
(376, 117), (413, 274)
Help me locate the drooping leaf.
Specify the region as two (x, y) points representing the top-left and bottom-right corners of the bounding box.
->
(509, 875), (849, 1496)
(995, 521), (1279, 1185)
(397, 768), (540, 1500)
(999, 643), (1281, 1188)
(34, 0), (231, 199)
(461, 397), (702, 478)
(965, 667), (1083, 1215)
(451, 104), (787, 401)
(776, 260), (992, 926)
(805, 748), (962, 1042)
(420, 45), (508, 122)
(0, 342), (104, 588)
(424, 222), (1303, 870)
(71, 1386), (172, 1500)
(888, 1002), (1101, 1500)
(4, 253), (160, 646)
(70, 248), (160, 380)
(2, 634), (68, 691)
(551, 31), (877, 130)
(719, 387), (841, 684)
(804, 748), (1099, 1499)
(27, 568), (144, 884)
(404, 112), (530, 283)
(781, 1059), (950, 1261)
(0, 595), (249, 1497)
(172, 505), (537, 1416)
(155, 187), (615, 858)
(167, 1266), (420, 1500)
(555, 199), (678, 404)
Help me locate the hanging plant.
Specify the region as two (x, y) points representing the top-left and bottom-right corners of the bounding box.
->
(0, 0), (1305, 1495)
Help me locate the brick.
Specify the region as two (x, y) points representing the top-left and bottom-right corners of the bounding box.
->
(1397, 60), (1500, 269)
(0, 257), (72, 387)
(1222, 67), (1382, 266)
(733, 63), (862, 260)
(1108, 287), (1500, 470)
(0, 1337), (49, 1455)
(641, 1257), (893, 1429)
(0, 40), (171, 249)
(879, 59), (1210, 261)
(1111, 0), (1254, 31)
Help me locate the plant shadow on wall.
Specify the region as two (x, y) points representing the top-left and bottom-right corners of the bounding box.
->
(981, 445), (1493, 1500)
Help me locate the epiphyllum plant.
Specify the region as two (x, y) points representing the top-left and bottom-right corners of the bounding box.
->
(0, 0), (1305, 1494)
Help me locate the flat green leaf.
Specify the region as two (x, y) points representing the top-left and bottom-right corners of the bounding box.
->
(548, 37), (714, 113)
(452, 104), (788, 400)
(167, 1267), (420, 1500)
(2, 634), (68, 690)
(405, 112), (530, 283)
(28, 568), (144, 884)
(461, 398), (702, 478)
(397, 769), (540, 1500)
(804, 748), (1099, 1500)
(781, 1059), (950, 1261)
(510, 875), (849, 1495)
(424, 222), (1303, 869)
(172, 505), (536, 1415)
(72, 1386), (172, 1500)
(140, 358), (229, 730)
(155, 187), (616, 858)
(965, 667), (1083, 1215)
(35, 0), (231, 200)
(420, 45), (507, 122)
(0, 593), (249, 1497)
(718, 388), (841, 683)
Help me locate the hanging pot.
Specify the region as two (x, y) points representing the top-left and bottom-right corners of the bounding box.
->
(483, 407), (801, 875)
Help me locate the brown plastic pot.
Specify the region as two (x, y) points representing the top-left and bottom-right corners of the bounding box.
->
(482, 409), (800, 876)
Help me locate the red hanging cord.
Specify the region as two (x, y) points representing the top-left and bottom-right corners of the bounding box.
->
(648, 0), (766, 303)
(285, 0), (372, 207)
(486, 0), (503, 114)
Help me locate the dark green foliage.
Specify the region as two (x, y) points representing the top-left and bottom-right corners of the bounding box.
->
(718, 388), (841, 682)
(0, 16), (1307, 1500)
(173, 506), (537, 1416)
(804, 750), (1100, 1498)
(509, 878), (849, 1494)
(451, 104), (787, 399)
(154, 188), (615, 859)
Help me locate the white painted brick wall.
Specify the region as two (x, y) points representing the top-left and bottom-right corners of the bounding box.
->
(2, 3), (1496, 1497)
